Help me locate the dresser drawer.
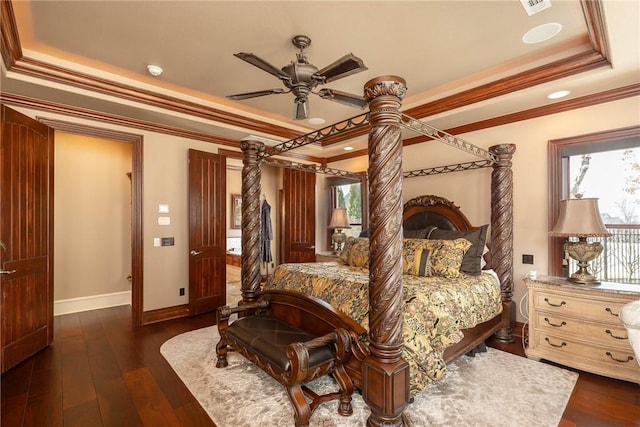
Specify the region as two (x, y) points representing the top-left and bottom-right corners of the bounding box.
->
(532, 312), (631, 350)
(532, 291), (625, 323)
(530, 332), (640, 383)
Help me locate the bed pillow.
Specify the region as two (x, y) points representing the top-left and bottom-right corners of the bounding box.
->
(403, 226), (435, 239)
(403, 238), (472, 278)
(346, 237), (370, 268)
(427, 238), (472, 278)
(428, 225), (489, 276)
(411, 247), (432, 277)
(338, 237), (369, 268)
(338, 237), (357, 265)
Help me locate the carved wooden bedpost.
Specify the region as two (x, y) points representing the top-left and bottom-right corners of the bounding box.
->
(363, 76), (410, 427)
(489, 144), (516, 343)
(240, 140), (265, 303)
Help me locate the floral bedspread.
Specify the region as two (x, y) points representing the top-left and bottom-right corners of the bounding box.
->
(264, 262), (502, 395)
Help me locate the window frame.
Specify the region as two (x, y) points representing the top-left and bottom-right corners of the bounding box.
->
(326, 175), (368, 251)
(548, 125), (640, 277)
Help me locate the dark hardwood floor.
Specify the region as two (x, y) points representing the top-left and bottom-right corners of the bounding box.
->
(2, 306), (639, 426)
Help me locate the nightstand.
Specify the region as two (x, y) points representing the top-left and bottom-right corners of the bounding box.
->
(525, 275), (640, 383)
(315, 251), (339, 262)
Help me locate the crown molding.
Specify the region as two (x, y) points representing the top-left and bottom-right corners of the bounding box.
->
(0, 0), (627, 166)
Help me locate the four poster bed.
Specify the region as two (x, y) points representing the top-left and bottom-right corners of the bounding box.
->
(264, 195), (504, 397)
(226, 76), (515, 426)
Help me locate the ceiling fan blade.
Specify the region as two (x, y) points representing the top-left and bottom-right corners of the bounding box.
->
(317, 88), (368, 109)
(234, 52), (291, 81)
(227, 88), (286, 100)
(314, 53), (368, 83)
(295, 97), (310, 120)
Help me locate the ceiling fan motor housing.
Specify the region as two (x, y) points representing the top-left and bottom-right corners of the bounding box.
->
(282, 62), (321, 88)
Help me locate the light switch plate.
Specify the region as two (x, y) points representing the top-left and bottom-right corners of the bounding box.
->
(158, 216), (171, 226)
(158, 204), (169, 214)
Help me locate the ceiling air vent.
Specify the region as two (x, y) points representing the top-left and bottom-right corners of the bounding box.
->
(520, 0), (552, 16)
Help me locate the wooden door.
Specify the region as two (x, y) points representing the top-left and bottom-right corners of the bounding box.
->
(188, 149), (226, 315)
(0, 105), (54, 373)
(282, 169), (316, 263)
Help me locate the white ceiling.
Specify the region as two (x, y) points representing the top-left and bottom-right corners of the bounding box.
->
(2, 0), (639, 159)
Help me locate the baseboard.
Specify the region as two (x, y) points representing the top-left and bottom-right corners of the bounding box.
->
(142, 304), (190, 325)
(54, 290), (131, 316)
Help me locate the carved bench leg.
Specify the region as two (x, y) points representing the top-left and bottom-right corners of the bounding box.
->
(286, 384), (312, 427)
(333, 364), (354, 416)
(215, 334), (229, 368)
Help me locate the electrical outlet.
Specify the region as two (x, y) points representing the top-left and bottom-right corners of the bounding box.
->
(522, 254), (534, 264)
(179, 287), (185, 296)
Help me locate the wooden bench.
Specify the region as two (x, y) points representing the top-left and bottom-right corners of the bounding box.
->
(215, 297), (354, 426)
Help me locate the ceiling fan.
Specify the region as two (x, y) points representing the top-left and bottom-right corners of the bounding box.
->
(227, 35), (369, 120)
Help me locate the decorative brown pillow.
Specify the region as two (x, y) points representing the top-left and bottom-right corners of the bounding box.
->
(428, 225), (489, 276)
(347, 238), (370, 268)
(338, 237), (369, 268)
(338, 237), (357, 265)
(403, 238), (472, 278)
(412, 247), (432, 277)
(403, 226), (435, 239)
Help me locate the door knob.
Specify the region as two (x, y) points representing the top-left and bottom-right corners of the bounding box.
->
(0, 269), (16, 275)
(190, 250), (202, 256)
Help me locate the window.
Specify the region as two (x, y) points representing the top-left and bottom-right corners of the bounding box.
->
(334, 182), (363, 237)
(549, 127), (640, 284)
(327, 176), (367, 250)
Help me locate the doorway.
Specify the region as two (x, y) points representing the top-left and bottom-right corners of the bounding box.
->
(54, 132), (133, 314)
(39, 118), (144, 325)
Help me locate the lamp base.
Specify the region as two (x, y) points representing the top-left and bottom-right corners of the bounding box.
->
(568, 274), (601, 285)
(332, 230), (347, 253)
(566, 238), (603, 286)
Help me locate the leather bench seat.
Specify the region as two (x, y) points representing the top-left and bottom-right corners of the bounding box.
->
(226, 315), (334, 372)
(215, 294), (354, 426)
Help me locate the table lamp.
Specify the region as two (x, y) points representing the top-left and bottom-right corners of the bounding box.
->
(329, 208), (351, 253)
(549, 197), (612, 284)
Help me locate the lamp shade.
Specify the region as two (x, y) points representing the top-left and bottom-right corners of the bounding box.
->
(550, 198), (612, 237)
(328, 208), (351, 229)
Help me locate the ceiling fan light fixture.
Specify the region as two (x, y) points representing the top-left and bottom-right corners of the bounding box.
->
(295, 97), (310, 120)
(146, 64), (163, 76)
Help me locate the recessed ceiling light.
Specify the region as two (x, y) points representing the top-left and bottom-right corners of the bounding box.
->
(147, 65), (163, 76)
(308, 118), (325, 125)
(343, 146), (354, 151)
(522, 23), (562, 44)
(547, 90), (571, 100)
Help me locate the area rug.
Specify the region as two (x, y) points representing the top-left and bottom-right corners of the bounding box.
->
(161, 326), (578, 426)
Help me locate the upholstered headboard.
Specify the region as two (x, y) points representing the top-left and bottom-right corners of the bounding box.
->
(403, 195), (474, 232)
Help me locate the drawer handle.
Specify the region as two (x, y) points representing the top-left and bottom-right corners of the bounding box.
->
(544, 318), (566, 328)
(605, 352), (634, 363)
(605, 329), (628, 340)
(544, 298), (566, 308)
(605, 307), (619, 317)
(544, 337), (567, 348)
